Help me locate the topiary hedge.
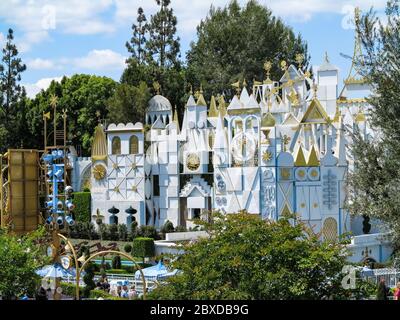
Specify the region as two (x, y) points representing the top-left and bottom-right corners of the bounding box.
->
(132, 237), (155, 263)
(73, 192), (91, 222)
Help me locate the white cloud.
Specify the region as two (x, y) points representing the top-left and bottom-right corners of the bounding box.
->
(28, 58), (56, 70)
(24, 76), (63, 98)
(0, 0), (389, 52)
(72, 49), (126, 71)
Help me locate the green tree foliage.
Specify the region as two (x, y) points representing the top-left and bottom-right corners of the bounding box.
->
(148, 212), (369, 300)
(112, 255), (122, 270)
(161, 220), (175, 235)
(348, 1), (400, 253)
(82, 262), (96, 298)
(122, 1), (185, 118)
(132, 237), (155, 263)
(186, 0), (310, 98)
(126, 7), (149, 65)
(146, 0), (180, 69)
(0, 28), (27, 152)
(73, 192), (91, 223)
(0, 227), (47, 299)
(106, 82), (150, 124)
(26, 75), (117, 155)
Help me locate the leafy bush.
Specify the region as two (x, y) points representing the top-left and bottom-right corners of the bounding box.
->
(137, 226), (158, 239)
(82, 262), (96, 298)
(60, 282), (83, 298)
(175, 225), (187, 232)
(109, 224), (118, 241)
(112, 255), (121, 269)
(99, 224), (108, 240)
(73, 192), (91, 222)
(161, 220), (175, 235)
(118, 224), (128, 241)
(132, 237), (155, 263)
(106, 269), (130, 274)
(124, 244), (132, 253)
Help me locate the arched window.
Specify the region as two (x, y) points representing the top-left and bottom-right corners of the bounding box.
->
(323, 217), (338, 242)
(129, 135), (139, 154)
(112, 136), (121, 155)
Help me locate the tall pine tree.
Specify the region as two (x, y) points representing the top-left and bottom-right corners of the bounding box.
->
(348, 1), (400, 257)
(126, 7), (149, 65)
(146, 0), (180, 69)
(0, 28), (27, 152)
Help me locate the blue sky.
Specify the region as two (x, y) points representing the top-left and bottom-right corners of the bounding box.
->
(0, 0), (387, 98)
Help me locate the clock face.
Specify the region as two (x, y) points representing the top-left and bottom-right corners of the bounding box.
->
(186, 153), (200, 171)
(93, 164), (106, 180)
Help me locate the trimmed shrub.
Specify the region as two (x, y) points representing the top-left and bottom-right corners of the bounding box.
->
(124, 244), (132, 253)
(137, 225), (158, 239)
(118, 224), (128, 241)
(82, 262), (96, 298)
(112, 255), (121, 269)
(175, 225), (187, 232)
(161, 220), (174, 235)
(73, 192), (91, 222)
(60, 282), (83, 298)
(132, 237), (155, 263)
(109, 224), (118, 241)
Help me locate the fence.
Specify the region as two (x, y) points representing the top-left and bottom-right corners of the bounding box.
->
(361, 268), (400, 288)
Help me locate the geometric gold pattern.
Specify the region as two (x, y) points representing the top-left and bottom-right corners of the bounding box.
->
(322, 217), (338, 242)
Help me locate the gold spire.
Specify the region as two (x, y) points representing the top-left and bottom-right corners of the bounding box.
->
(218, 95), (227, 118)
(91, 124), (107, 162)
(295, 53), (304, 69)
(173, 107), (180, 131)
(294, 145), (307, 166)
(231, 80), (241, 96)
(307, 145), (320, 166)
(333, 105), (341, 123)
(153, 81), (161, 95)
(208, 95), (218, 118)
(344, 7), (365, 85)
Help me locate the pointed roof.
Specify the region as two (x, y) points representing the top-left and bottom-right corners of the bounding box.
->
(197, 93), (207, 107)
(282, 113), (299, 125)
(294, 145), (307, 166)
(91, 124), (107, 162)
(173, 107), (180, 132)
(214, 110), (228, 150)
(261, 112), (276, 128)
(218, 96), (227, 118)
(307, 145), (320, 166)
(186, 95), (196, 107)
(318, 52), (338, 72)
(208, 96), (218, 118)
(280, 64), (301, 83)
(300, 98), (330, 124)
(239, 87), (250, 105)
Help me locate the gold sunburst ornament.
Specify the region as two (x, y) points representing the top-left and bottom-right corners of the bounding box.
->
(93, 164), (106, 180)
(262, 150), (272, 162)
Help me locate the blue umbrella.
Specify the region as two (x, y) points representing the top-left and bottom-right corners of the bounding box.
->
(36, 263), (75, 278)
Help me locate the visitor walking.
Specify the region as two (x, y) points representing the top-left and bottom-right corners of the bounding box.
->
(394, 282), (400, 301)
(376, 277), (390, 300)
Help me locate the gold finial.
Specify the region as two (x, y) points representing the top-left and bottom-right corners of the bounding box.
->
(304, 70), (311, 79)
(153, 81), (161, 95)
(354, 7), (360, 25)
(199, 84), (204, 95)
(312, 82), (318, 98)
(280, 60), (287, 72)
(264, 60), (272, 79)
(295, 53), (304, 69)
(282, 135), (291, 152)
(231, 80), (241, 96)
(324, 51), (330, 64)
(243, 79), (247, 88)
(49, 94), (58, 109)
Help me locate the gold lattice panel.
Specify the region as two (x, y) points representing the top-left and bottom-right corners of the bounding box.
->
(322, 217), (338, 241)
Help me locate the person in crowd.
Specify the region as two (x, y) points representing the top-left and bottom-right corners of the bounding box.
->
(117, 285), (122, 297)
(394, 282), (400, 301)
(102, 278), (110, 291)
(120, 285), (129, 298)
(128, 285), (137, 300)
(376, 277), (390, 300)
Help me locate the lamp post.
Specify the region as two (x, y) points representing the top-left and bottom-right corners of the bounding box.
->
(57, 233), (147, 300)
